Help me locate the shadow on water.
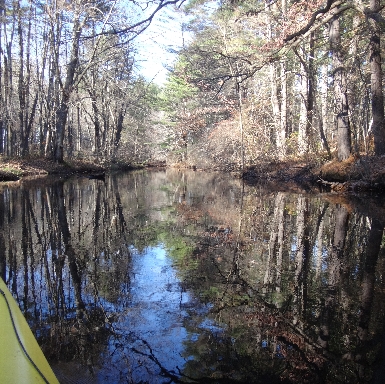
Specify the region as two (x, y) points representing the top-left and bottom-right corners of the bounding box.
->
(0, 169), (385, 383)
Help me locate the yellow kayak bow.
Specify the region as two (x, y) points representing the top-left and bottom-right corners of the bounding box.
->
(0, 277), (58, 384)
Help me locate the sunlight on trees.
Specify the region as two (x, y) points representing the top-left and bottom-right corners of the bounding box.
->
(0, 0), (183, 163)
(159, 0), (385, 168)
(1, 0), (385, 168)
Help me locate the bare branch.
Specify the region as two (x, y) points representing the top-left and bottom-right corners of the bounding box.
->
(89, 0), (187, 39)
(284, 0), (345, 43)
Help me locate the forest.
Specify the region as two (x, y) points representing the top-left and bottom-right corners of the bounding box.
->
(2, 2), (385, 381)
(1, 0), (385, 176)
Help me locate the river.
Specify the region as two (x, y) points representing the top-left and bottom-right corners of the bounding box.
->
(0, 169), (384, 383)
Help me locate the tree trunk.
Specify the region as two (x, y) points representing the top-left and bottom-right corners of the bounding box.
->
(22, 4), (35, 155)
(265, 1), (285, 159)
(55, 182), (85, 313)
(53, 16), (82, 163)
(280, 0), (288, 154)
(115, 109), (124, 148)
(87, 87), (101, 156)
(329, 205), (349, 287)
(369, 0), (385, 155)
(279, 59), (287, 158)
(307, 32), (315, 148)
(4, 6), (16, 156)
(270, 62), (284, 158)
(298, 55), (308, 155)
(293, 196), (309, 324)
(355, 217), (384, 383)
(16, 0), (25, 155)
(330, 9), (351, 160)
(319, 65), (331, 155)
(0, 0), (4, 154)
(275, 193), (285, 291)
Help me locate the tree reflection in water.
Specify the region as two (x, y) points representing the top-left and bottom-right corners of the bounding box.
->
(0, 169), (384, 383)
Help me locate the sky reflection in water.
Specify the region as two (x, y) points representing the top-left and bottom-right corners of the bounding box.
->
(117, 245), (193, 381)
(0, 170), (385, 383)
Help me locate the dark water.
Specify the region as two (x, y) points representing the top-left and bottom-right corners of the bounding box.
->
(1, 169), (385, 383)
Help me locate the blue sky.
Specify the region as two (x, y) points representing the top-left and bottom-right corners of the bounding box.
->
(135, 6), (190, 85)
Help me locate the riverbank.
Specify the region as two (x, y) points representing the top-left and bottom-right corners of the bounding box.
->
(0, 156), (137, 182)
(0, 158), (91, 180)
(1, 155), (385, 193)
(243, 155), (385, 193)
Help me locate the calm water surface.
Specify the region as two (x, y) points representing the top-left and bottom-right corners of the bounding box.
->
(0, 169), (385, 383)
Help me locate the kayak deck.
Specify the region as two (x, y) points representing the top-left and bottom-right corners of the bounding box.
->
(0, 278), (58, 384)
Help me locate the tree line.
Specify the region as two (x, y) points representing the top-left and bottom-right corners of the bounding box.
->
(160, 0), (385, 168)
(0, 0), (181, 163)
(1, 0), (385, 168)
